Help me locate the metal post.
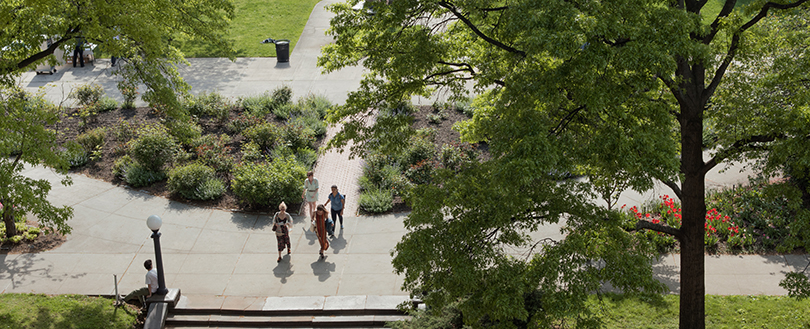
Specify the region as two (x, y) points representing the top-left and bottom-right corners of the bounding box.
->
(151, 230), (169, 295)
(114, 274), (119, 304)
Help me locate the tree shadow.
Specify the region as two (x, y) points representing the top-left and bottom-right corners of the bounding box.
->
(226, 212), (260, 230)
(1, 253), (85, 291)
(24, 296), (136, 328)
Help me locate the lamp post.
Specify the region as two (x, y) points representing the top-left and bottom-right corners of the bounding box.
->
(146, 215), (168, 295)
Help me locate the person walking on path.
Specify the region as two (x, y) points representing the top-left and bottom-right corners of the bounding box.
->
(324, 185), (346, 229)
(273, 202), (293, 262)
(302, 171), (319, 219)
(121, 259), (157, 306)
(73, 36), (85, 67)
(314, 204), (330, 258)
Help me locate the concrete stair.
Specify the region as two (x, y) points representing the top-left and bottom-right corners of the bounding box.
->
(165, 308), (409, 328)
(164, 295), (413, 328)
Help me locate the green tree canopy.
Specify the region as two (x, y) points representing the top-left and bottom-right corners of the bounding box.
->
(320, 0), (810, 328)
(0, 0), (235, 114)
(1, 86), (73, 238)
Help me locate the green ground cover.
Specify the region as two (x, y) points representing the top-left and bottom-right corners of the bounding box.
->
(592, 294), (810, 328)
(174, 0), (322, 57)
(393, 294), (810, 328)
(0, 293), (138, 329)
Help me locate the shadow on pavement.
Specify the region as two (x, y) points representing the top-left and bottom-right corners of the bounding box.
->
(330, 229), (346, 254)
(273, 259), (294, 284)
(0, 253), (85, 292)
(310, 258), (335, 282)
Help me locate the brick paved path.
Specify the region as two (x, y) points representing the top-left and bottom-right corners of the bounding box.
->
(309, 123), (364, 217)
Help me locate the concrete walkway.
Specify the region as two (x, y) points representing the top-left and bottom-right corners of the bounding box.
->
(3, 0), (809, 314)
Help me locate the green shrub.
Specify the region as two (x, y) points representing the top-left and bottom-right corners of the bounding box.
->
(240, 92), (275, 116)
(281, 122), (316, 150)
(359, 188), (393, 213)
(380, 100), (416, 117)
(118, 78), (138, 109)
(706, 177), (810, 253)
(111, 119), (139, 142)
(190, 134), (234, 172)
(112, 155), (135, 178)
(454, 97), (475, 117)
(76, 127), (106, 152)
(439, 142), (480, 171)
(273, 102), (297, 120)
(361, 163), (402, 191)
(289, 113), (326, 137)
(0, 224), (42, 244)
(272, 85), (293, 107)
(167, 163), (225, 200)
(231, 155), (307, 207)
(241, 141), (264, 162)
(226, 113), (263, 133)
(70, 83), (104, 107)
(427, 113), (443, 124)
(124, 162), (166, 187)
(96, 97), (118, 112)
(61, 141), (88, 168)
(72, 105), (97, 128)
(404, 160), (435, 185)
(295, 148), (318, 169)
(184, 91), (232, 121)
(297, 93), (331, 118)
(396, 134), (437, 171)
(128, 124), (178, 171)
(243, 122), (281, 150)
(166, 118), (202, 146)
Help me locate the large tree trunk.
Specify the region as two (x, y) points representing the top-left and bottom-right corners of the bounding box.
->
(3, 209), (17, 238)
(679, 95), (707, 329)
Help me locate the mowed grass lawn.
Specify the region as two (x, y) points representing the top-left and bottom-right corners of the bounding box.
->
(591, 294), (810, 328)
(173, 0), (754, 58)
(176, 0), (322, 58)
(0, 293), (138, 329)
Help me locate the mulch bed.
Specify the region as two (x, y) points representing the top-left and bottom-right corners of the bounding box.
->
(52, 106), (307, 213)
(0, 227), (66, 254)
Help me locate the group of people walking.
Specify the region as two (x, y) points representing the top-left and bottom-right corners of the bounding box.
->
(273, 171), (346, 262)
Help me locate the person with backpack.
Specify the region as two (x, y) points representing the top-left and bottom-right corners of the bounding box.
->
(324, 185), (346, 229)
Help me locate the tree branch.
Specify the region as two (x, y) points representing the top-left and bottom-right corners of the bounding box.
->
(436, 1), (526, 57)
(702, 0), (737, 44)
(704, 0), (810, 103)
(479, 6), (508, 12)
(701, 134), (782, 175)
(636, 220), (681, 238)
(662, 180), (683, 200)
(658, 75), (683, 120)
(7, 28), (79, 75)
(549, 105), (586, 136)
(424, 68), (473, 81)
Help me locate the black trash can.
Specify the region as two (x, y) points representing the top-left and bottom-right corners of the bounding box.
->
(274, 39), (290, 63)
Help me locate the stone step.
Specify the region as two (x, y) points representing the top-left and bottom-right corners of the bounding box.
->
(172, 308), (406, 317)
(165, 313), (409, 328)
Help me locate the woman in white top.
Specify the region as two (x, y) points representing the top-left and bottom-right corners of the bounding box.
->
(301, 171), (319, 219)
